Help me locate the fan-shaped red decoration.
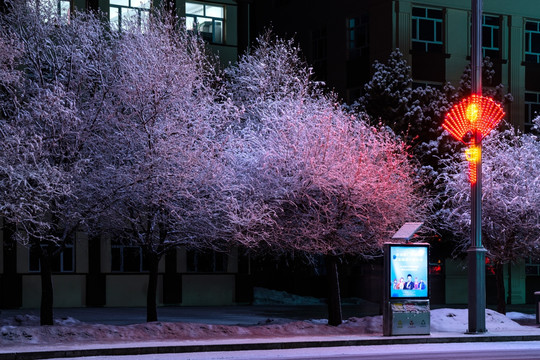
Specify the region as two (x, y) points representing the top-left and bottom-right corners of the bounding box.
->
(443, 95), (505, 144)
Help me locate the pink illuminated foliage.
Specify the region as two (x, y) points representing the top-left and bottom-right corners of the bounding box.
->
(224, 34), (430, 326)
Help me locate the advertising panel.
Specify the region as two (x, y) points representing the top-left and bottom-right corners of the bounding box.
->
(389, 245), (428, 299)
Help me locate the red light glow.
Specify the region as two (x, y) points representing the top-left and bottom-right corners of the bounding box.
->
(443, 95), (505, 144)
(443, 95), (505, 184)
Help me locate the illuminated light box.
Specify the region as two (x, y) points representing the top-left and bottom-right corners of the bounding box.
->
(389, 245), (429, 299)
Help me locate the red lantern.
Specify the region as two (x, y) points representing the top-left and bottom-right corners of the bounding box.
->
(443, 95), (505, 144)
(443, 95), (505, 184)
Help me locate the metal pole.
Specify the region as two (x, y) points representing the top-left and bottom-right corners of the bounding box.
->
(468, 0), (487, 334)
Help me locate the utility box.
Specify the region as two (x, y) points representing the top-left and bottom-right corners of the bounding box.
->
(386, 300), (430, 335)
(383, 243), (430, 336)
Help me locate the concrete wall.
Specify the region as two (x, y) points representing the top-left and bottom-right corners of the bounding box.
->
(22, 275), (87, 308)
(181, 274), (235, 306)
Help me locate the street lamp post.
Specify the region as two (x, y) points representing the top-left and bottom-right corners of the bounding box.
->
(468, 0), (486, 334)
(443, 0), (505, 334)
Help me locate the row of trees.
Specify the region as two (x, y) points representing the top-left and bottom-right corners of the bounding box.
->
(0, 2), (427, 325)
(0, 1), (538, 325)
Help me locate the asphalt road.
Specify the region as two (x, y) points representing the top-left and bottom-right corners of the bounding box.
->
(46, 341), (540, 360)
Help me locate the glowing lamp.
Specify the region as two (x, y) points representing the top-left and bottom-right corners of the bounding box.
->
(443, 94), (505, 145)
(443, 95), (505, 184)
(465, 146), (480, 162)
(465, 145), (481, 184)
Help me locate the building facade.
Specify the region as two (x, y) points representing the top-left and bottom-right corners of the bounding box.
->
(251, 0), (540, 131)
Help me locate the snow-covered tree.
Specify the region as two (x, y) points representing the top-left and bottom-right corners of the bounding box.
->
(225, 36), (429, 326)
(94, 10), (234, 322)
(437, 119), (540, 314)
(0, 1), (117, 325)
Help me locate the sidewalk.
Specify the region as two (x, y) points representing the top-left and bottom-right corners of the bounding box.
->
(2, 329), (540, 360)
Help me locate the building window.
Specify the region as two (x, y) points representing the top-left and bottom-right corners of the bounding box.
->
(40, 0), (71, 22)
(29, 241), (75, 273)
(525, 20), (540, 63)
(347, 15), (368, 59)
(482, 15), (500, 59)
(526, 258), (540, 275)
(412, 7), (443, 53)
(109, 0), (150, 31)
(525, 92), (540, 132)
(185, 2), (224, 44)
(186, 250), (227, 273)
(111, 244), (148, 272)
(311, 27), (327, 81)
(55, 0), (71, 19)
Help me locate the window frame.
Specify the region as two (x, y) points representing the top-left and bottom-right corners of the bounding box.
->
(109, 0), (151, 31)
(29, 240), (75, 273)
(411, 6), (444, 53)
(525, 20), (540, 64)
(185, 1), (225, 44)
(346, 14), (369, 59)
(111, 243), (148, 272)
(186, 249), (228, 273)
(482, 14), (501, 59)
(524, 91), (540, 132)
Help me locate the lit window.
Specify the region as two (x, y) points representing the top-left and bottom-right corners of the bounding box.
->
(29, 240), (75, 273)
(111, 244), (148, 272)
(482, 15), (500, 59)
(109, 0), (150, 31)
(524, 92), (540, 132)
(412, 7), (443, 53)
(39, 0), (71, 22)
(185, 2), (224, 44)
(525, 20), (540, 63)
(347, 14), (368, 58)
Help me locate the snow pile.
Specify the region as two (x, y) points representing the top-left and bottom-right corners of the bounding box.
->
(0, 308), (537, 346)
(0, 314), (80, 327)
(0, 318), (377, 345)
(430, 308), (524, 332)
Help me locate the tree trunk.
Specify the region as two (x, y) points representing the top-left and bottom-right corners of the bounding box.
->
(39, 247), (54, 326)
(495, 262), (506, 314)
(326, 255), (342, 326)
(146, 253), (160, 322)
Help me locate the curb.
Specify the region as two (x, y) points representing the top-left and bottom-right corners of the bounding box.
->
(3, 333), (540, 360)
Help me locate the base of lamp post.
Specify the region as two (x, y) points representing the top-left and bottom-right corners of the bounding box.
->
(467, 246), (487, 334)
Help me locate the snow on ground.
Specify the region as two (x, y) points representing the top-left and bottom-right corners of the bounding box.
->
(429, 308), (525, 332)
(0, 308), (536, 347)
(0, 290), (538, 347)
